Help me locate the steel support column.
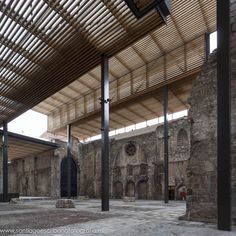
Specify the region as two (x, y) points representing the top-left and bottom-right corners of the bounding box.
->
(217, 0), (231, 231)
(163, 85), (169, 203)
(67, 124), (72, 199)
(101, 54), (110, 211)
(205, 32), (210, 61)
(2, 122), (8, 202)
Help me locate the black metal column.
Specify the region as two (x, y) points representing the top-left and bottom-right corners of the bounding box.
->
(205, 32), (210, 61)
(217, 0), (231, 231)
(2, 122), (8, 202)
(67, 124), (72, 199)
(163, 85), (169, 203)
(101, 54), (110, 211)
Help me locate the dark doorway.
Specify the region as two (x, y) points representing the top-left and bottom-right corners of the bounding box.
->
(60, 157), (77, 197)
(168, 186), (175, 200)
(113, 182), (123, 199)
(137, 181), (148, 199)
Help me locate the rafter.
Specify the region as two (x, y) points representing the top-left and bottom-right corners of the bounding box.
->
(169, 89), (189, 109)
(139, 101), (161, 117)
(113, 111), (135, 124)
(126, 106), (147, 120)
(131, 45), (147, 63)
(170, 15), (185, 43)
(153, 94), (174, 114)
(115, 55), (132, 72)
(198, 0), (210, 32)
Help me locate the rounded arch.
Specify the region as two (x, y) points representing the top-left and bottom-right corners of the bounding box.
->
(137, 181), (148, 199)
(177, 129), (188, 147)
(126, 181), (135, 197)
(60, 157), (77, 197)
(113, 181), (123, 199)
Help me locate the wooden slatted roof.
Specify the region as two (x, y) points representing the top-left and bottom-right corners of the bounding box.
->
(0, 0), (169, 125)
(0, 130), (58, 160)
(33, 0), (216, 140)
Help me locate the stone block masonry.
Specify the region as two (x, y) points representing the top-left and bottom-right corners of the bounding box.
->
(186, 0), (236, 225)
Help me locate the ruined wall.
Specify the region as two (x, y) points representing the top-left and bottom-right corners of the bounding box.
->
(186, 51), (217, 223)
(186, 1), (236, 225)
(156, 118), (190, 199)
(8, 151), (54, 197)
(2, 119), (189, 199)
(5, 137), (80, 198)
(80, 118), (190, 200)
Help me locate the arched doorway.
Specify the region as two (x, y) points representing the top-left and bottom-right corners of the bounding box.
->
(137, 181), (148, 199)
(60, 157), (77, 197)
(113, 182), (123, 199)
(126, 181), (135, 197)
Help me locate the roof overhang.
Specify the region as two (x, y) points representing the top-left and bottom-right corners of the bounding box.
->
(0, 0), (170, 126)
(0, 130), (59, 160)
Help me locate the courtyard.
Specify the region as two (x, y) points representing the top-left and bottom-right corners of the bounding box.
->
(0, 199), (235, 236)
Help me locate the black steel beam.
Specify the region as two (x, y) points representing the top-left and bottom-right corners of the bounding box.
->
(101, 54), (110, 211)
(124, 0), (170, 20)
(0, 130), (59, 148)
(2, 122), (8, 202)
(205, 32), (210, 61)
(67, 124), (72, 199)
(163, 85), (169, 203)
(217, 0), (231, 231)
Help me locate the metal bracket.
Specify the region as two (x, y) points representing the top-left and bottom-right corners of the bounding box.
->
(99, 98), (111, 104)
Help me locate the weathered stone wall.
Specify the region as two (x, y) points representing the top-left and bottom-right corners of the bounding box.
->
(186, 51), (217, 223)
(3, 137), (80, 198)
(1, 119), (190, 199)
(80, 118), (190, 200)
(8, 151), (54, 197)
(186, 0), (236, 225)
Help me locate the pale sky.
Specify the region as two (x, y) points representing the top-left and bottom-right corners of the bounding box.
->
(8, 32), (217, 140)
(8, 110), (47, 139)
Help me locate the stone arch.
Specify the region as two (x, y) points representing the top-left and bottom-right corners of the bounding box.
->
(177, 129), (188, 147)
(60, 157), (77, 197)
(113, 181), (123, 199)
(126, 181), (135, 197)
(137, 181), (148, 199)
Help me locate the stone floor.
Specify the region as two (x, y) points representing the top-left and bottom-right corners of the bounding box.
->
(0, 199), (235, 235)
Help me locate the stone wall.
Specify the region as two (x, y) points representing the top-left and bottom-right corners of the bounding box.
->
(186, 0), (236, 225)
(186, 51), (217, 223)
(1, 119), (190, 199)
(1, 137), (80, 198)
(79, 118), (190, 200)
(8, 151), (54, 197)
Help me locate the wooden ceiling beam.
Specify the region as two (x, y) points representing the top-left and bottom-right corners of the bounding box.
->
(198, 0), (211, 32)
(170, 15), (186, 43)
(113, 111), (135, 124)
(139, 101), (161, 117)
(131, 45), (147, 64)
(126, 106), (147, 120)
(153, 94), (174, 114)
(115, 55), (132, 72)
(169, 88), (189, 109)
